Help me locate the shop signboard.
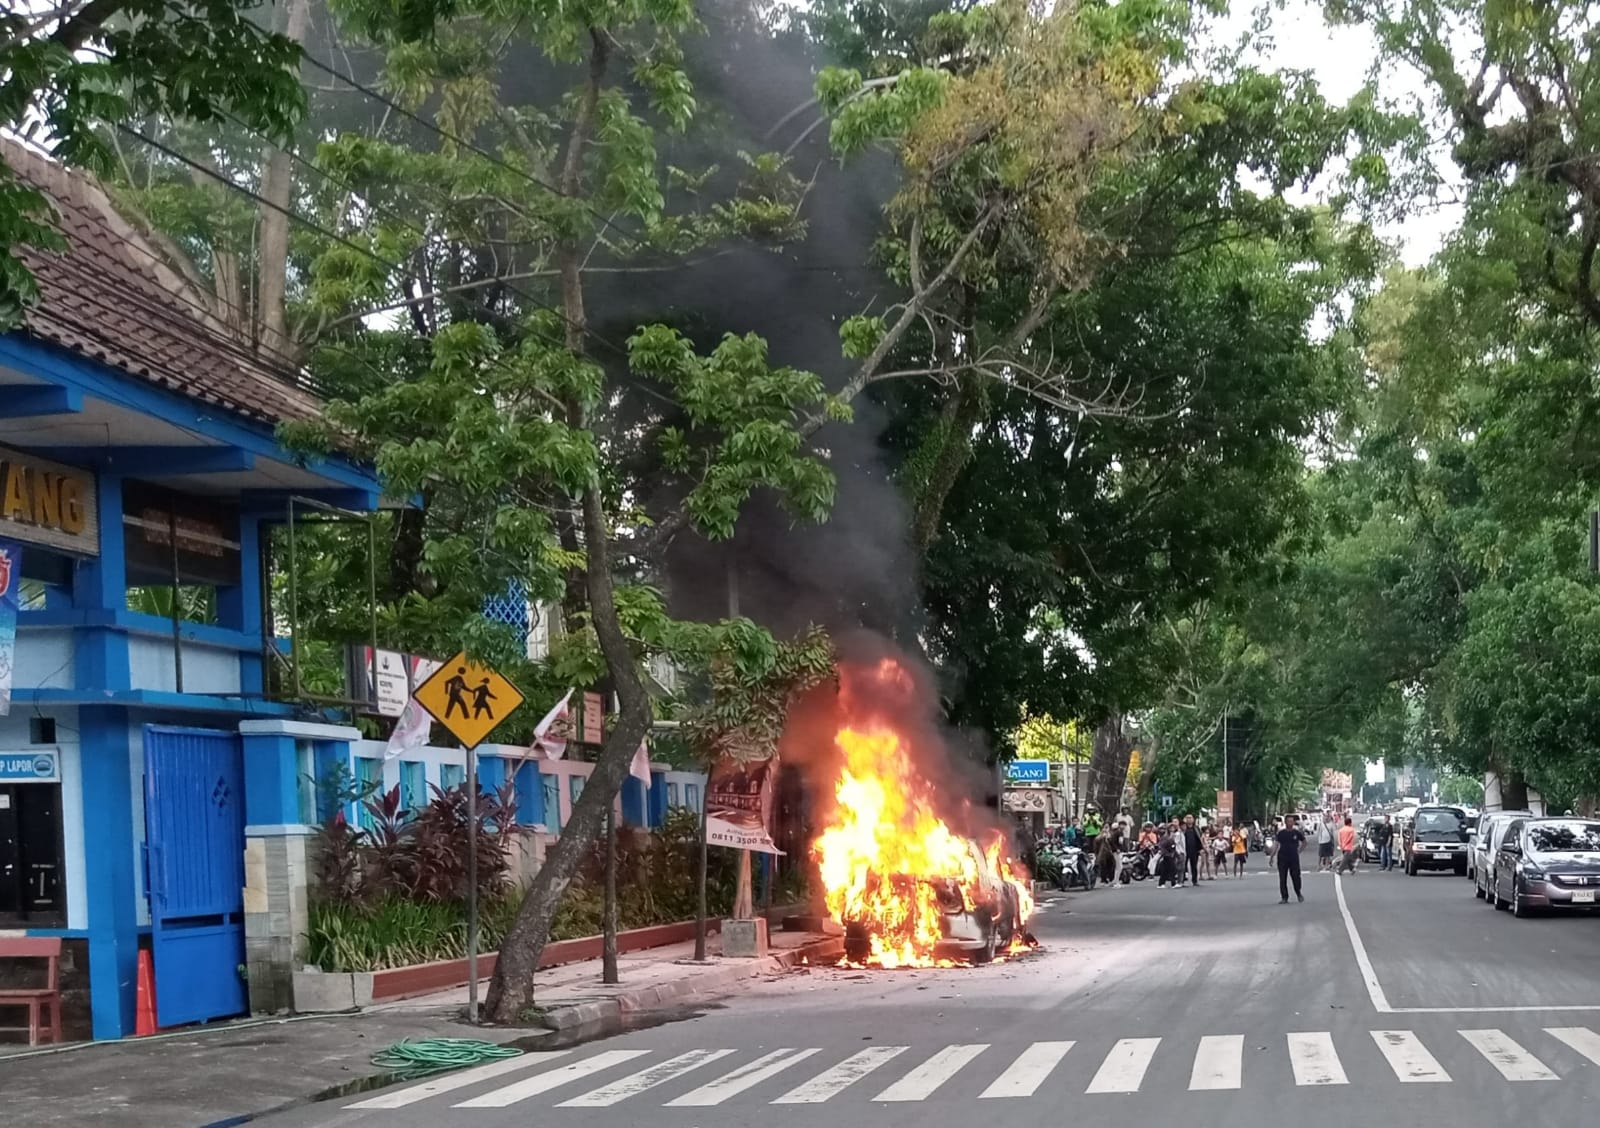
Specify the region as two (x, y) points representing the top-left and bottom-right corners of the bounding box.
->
(1004, 759), (1051, 784)
(0, 446), (97, 556)
(581, 691), (605, 744)
(348, 646), (411, 717)
(706, 755), (783, 855)
(1004, 788), (1049, 813)
(0, 750), (58, 783)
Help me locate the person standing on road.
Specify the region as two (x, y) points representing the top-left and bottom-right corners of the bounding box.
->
(1183, 814), (1203, 887)
(1315, 814), (1334, 873)
(1167, 818), (1187, 886)
(1083, 807), (1103, 859)
(1231, 823), (1248, 877)
(1336, 815), (1359, 874)
(1376, 814), (1395, 871)
(1277, 814), (1307, 903)
(1096, 825), (1117, 888)
(1156, 822), (1178, 887)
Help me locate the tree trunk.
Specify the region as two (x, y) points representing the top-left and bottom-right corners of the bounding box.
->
(909, 378), (985, 553)
(387, 503), (429, 601)
(1087, 713), (1131, 817)
(484, 29), (648, 1025)
(254, 0), (311, 359)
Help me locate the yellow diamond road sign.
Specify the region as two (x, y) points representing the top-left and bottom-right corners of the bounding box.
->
(412, 651), (525, 749)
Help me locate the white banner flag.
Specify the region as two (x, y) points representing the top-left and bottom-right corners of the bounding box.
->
(630, 738), (652, 785)
(528, 689), (574, 760)
(385, 656), (442, 760)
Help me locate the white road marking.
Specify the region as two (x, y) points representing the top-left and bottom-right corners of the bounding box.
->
(1461, 1029), (1560, 1081)
(1286, 1032), (1348, 1086)
(1188, 1035), (1243, 1091)
(452, 1050), (648, 1108)
(665, 1048), (821, 1107)
(979, 1041), (1075, 1099)
(773, 1045), (909, 1104)
(1085, 1038), (1160, 1094)
(346, 1050), (569, 1109)
(1370, 1030), (1451, 1082)
(1394, 1005), (1600, 1014)
(1547, 1026), (1600, 1066)
(555, 1049), (733, 1107)
(873, 1044), (989, 1102)
(1334, 874), (1392, 1013)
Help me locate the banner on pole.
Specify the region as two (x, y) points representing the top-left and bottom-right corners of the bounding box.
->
(705, 755), (784, 855)
(0, 538), (22, 716)
(385, 656), (442, 759)
(1216, 789), (1235, 822)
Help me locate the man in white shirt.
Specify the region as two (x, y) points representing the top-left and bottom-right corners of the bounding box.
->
(1315, 815), (1334, 872)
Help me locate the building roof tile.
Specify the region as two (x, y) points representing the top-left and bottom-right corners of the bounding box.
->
(3, 136), (326, 426)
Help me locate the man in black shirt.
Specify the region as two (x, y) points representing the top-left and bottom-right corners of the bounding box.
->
(1183, 815), (1203, 887)
(1375, 815), (1396, 871)
(1276, 814), (1307, 904)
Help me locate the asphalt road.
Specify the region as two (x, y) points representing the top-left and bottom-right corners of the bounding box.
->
(253, 849), (1600, 1127)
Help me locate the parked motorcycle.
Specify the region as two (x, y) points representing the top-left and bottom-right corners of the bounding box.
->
(1120, 849), (1147, 882)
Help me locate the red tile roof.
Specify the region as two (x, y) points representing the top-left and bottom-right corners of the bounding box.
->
(3, 136), (326, 425)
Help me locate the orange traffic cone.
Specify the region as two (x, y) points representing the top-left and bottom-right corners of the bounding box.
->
(134, 950), (157, 1036)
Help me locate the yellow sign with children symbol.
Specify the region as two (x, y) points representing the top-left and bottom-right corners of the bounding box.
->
(411, 651), (525, 749)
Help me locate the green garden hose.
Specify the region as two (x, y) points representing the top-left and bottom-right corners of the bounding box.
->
(371, 1037), (524, 1080)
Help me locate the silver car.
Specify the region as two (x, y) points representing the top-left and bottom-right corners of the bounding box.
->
(1473, 811), (1533, 899)
(1490, 818), (1600, 918)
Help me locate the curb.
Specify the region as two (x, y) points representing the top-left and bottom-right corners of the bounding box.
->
(540, 936), (842, 1031)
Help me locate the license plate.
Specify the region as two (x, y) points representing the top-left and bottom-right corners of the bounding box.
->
(1574, 890), (1596, 904)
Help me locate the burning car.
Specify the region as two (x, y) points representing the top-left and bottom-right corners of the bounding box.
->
(815, 712), (1035, 969)
(841, 845), (1025, 965)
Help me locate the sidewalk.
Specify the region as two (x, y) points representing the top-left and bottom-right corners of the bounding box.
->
(0, 929), (839, 1128)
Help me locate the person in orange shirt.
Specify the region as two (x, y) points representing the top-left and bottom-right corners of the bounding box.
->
(1336, 814), (1359, 874)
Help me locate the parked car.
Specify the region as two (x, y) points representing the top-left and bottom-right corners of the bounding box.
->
(1472, 811), (1533, 897)
(1403, 805), (1470, 876)
(1490, 818), (1600, 918)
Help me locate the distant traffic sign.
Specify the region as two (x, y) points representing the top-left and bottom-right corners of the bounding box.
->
(1005, 759), (1051, 784)
(412, 651), (525, 749)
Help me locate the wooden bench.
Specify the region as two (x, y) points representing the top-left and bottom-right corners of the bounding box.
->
(0, 937), (63, 1046)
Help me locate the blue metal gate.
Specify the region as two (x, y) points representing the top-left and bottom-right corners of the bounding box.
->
(143, 725), (248, 1026)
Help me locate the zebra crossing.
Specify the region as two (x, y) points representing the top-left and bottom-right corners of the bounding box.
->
(346, 1025), (1600, 1112)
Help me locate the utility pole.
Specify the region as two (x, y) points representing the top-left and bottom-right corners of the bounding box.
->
(1222, 712), (1229, 793)
(602, 804), (618, 983)
(466, 744), (479, 1024)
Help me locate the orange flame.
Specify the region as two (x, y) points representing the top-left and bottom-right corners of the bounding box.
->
(813, 705), (1035, 968)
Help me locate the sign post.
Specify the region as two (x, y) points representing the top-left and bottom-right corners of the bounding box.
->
(1217, 790), (1235, 825)
(410, 650), (526, 1023)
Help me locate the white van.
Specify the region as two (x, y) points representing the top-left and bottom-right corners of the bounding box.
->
(1473, 810), (1534, 898)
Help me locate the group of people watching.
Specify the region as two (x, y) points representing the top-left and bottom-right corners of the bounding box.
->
(1134, 815), (1250, 887)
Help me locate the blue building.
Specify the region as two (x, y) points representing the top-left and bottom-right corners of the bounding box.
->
(0, 140), (382, 1040)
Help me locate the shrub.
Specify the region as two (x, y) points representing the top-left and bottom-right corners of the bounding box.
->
(312, 780), (518, 909)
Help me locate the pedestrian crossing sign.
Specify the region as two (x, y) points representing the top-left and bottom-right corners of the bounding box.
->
(411, 650), (525, 749)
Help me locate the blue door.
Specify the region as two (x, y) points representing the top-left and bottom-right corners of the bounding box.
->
(143, 725), (248, 1026)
